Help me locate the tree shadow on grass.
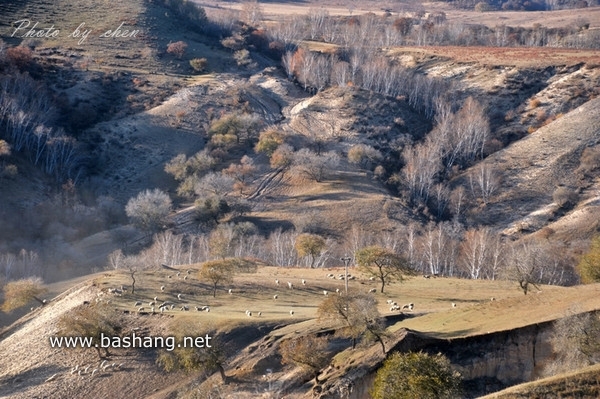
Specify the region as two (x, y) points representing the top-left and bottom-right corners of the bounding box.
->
(0, 364), (69, 397)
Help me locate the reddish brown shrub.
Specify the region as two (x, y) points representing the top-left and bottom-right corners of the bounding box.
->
(167, 41), (187, 59)
(6, 46), (32, 69)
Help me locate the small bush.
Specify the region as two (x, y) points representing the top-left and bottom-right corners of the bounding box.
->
(553, 186), (578, 209)
(474, 1), (494, 11)
(578, 147), (600, 175)
(6, 46), (33, 70)
(167, 41), (188, 59)
(371, 351), (461, 399)
(529, 98), (542, 109)
(189, 57), (208, 72)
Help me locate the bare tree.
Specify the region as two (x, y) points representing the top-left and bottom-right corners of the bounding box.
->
(292, 149), (340, 182)
(194, 172), (235, 198)
(125, 189), (172, 232)
(241, 0), (263, 26)
(469, 163), (499, 204)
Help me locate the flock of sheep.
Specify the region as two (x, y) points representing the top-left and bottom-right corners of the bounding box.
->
(118, 269), (428, 320)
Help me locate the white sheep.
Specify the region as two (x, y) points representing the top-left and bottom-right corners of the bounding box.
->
(257, 311), (262, 317)
(491, 297), (496, 301)
(138, 307), (145, 312)
(153, 296), (158, 301)
(369, 277), (376, 281)
(176, 271), (181, 277)
(160, 285), (165, 291)
(183, 275), (188, 281)
(71, 365), (79, 374)
(287, 281), (293, 289)
(187, 270), (191, 275)
(273, 294), (278, 299)
(302, 279), (306, 285)
(84, 365), (90, 373)
(452, 303), (457, 308)
(289, 310), (294, 316)
(228, 289), (233, 295)
(275, 279), (280, 285)
(323, 290), (328, 296)
(91, 369), (98, 377)
(134, 301), (142, 306)
(247, 311), (252, 317)
(335, 288), (340, 295)
(327, 273), (335, 278)
(177, 293), (183, 301)
(368, 288), (377, 293)
(401, 303), (414, 311)
(205, 307), (210, 312)
(168, 275), (172, 279)
(149, 301), (155, 306)
(45, 373), (58, 382)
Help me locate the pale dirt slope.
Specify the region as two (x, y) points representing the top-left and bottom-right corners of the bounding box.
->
(458, 96), (600, 236)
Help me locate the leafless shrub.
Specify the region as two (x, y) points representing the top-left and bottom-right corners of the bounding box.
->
(553, 186), (578, 209)
(167, 41), (188, 59)
(125, 189), (172, 232)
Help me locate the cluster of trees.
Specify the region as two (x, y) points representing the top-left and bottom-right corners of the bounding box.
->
(111, 216), (580, 298)
(266, 8), (599, 51)
(0, 73), (83, 183)
(0, 249), (41, 281)
(281, 45), (451, 118)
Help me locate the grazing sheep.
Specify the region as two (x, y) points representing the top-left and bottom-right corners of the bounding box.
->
(78, 370), (82, 377)
(160, 307), (165, 313)
(160, 285), (165, 291)
(187, 270), (191, 275)
(247, 311), (252, 317)
(153, 296), (158, 301)
(335, 288), (340, 295)
(134, 301), (142, 306)
(257, 311), (262, 317)
(170, 304), (175, 310)
(452, 303), (457, 308)
(168, 275), (172, 279)
(151, 306), (155, 313)
(45, 373), (58, 382)
(423, 275), (431, 279)
(177, 293), (183, 301)
(401, 303), (414, 311)
(149, 301), (155, 306)
(91, 369), (98, 377)
(289, 310), (294, 316)
(323, 290), (328, 296)
(205, 307), (210, 312)
(275, 279), (279, 285)
(245, 310), (250, 315)
(368, 288), (377, 293)
(327, 273), (335, 278)
(183, 275), (188, 281)
(138, 307), (145, 312)
(195, 306), (200, 311)
(386, 300), (394, 304)
(369, 277), (375, 281)
(71, 365), (79, 374)
(491, 297), (496, 301)
(348, 276), (356, 280)
(287, 281), (293, 289)
(302, 279), (306, 285)
(102, 363), (111, 371)
(390, 305), (400, 311)
(84, 366), (90, 373)
(176, 271), (181, 277)
(228, 289), (233, 295)
(273, 294), (278, 299)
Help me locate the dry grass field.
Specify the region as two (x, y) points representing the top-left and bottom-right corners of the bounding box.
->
(2, 265), (600, 398)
